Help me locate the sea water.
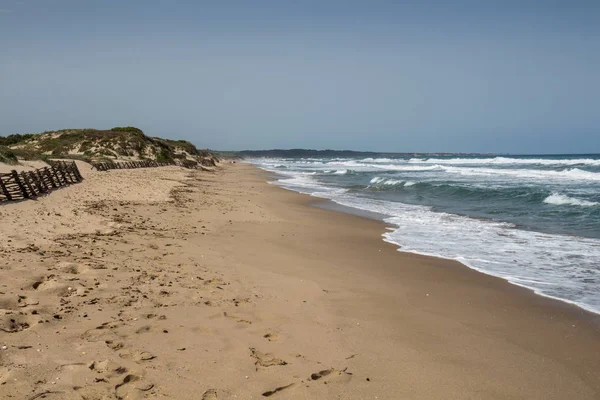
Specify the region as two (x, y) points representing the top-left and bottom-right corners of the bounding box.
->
(250, 155), (600, 314)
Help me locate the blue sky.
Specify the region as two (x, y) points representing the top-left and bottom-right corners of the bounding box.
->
(1, 0), (599, 153)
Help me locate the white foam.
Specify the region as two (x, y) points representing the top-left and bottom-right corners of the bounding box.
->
(291, 158), (600, 183)
(543, 193), (599, 207)
(361, 163), (600, 183)
(326, 160), (365, 167)
(409, 157), (600, 166)
(441, 166), (600, 182)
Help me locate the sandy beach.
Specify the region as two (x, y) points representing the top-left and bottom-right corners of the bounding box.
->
(1, 161), (599, 400)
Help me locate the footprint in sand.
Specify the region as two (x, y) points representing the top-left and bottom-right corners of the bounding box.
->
(16, 295), (40, 308)
(201, 389), (218, 400)
(81, 322), (126, 347)
(223, 311), (252, 324)
(263, 332), (279, 342)
(135, 325), (152, 334)
(57, 261), (87, 275)
(105, 340), (125, 351)
(131, 350), (157, 363)
(249, 348), (287, 370)
(30, 275), (76, 298)
(99, 342), (156, 363)
(0, 314), (35, 333)
(115, 374), (155, 399)
(309, 368), (353, 384)
(88, 359), (127, 376)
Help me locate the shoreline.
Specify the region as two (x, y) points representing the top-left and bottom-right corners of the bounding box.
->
(256, 163), (600, 318)
(1, 162), (599, 399)
(246, 163), (600, 398)
(321, 197), (600, 318)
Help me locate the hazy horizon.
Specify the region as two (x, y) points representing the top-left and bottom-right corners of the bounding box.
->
(1, 0), (599, 154)
(233, 149), (600, 156)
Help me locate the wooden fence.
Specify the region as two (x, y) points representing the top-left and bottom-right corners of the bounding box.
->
(92, 159), (198, 171)
(0, 161), (83, 203)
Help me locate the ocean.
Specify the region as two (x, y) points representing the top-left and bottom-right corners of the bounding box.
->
(250, 155), (600, 315)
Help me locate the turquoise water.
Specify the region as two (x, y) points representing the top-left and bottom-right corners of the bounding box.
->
(251, 155), (600, 314)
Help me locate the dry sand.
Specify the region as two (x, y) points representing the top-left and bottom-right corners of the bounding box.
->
(0, 162), (599, 399)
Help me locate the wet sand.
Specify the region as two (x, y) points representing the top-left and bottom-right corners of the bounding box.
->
(0, 161), (599, 399)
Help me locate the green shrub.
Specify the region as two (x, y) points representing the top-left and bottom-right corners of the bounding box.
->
(0, 146), (18, 164)
(79, 140), (93, 152)
(0, 133), (36, 147)
(110, 126), (144, 136)
(156, 148), (174, 163)
(11, 148), (46, 161)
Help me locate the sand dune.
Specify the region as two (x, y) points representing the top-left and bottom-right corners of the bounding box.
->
(0, 160), (51, 174)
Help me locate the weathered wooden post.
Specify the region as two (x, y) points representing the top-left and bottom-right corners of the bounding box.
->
(11, 170), (29, 199)
(43, 167), (57, 188)
(31, 170), (47, 193)
(72, 162), (83, 181)
(0, 174), (12, 201)
(55, 162), (70, 184)
(21, 171), (38, 197)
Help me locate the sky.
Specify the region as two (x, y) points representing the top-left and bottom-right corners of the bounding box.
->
(1, 0), (599, 153)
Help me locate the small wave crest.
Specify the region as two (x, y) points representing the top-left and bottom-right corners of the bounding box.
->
(369, 177), (416, 187)
(543, 193), (599, 207)
(360, 157), (396, 163)
(373, 164), (443, 172)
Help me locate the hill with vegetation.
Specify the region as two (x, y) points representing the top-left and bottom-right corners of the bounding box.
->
(0, 127), (218, 166)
